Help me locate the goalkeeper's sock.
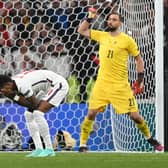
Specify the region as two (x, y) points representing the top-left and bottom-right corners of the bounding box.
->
(24, 111), (43, 149)
(80, 117), (94, 146)
(136, 120), (151, 139)
(33, 110), (53, 149)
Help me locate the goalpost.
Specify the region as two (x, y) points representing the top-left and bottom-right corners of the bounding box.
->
(0, 0), (164, 151)
(155, 0), (164, 149)
(110, 0), (164, 151)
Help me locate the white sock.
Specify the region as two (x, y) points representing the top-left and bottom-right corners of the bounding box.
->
(24, 111), (43, 150)
(33, 110), (53, 149)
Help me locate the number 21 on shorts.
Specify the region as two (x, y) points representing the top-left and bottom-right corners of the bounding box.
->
(128, 97), (135, 107)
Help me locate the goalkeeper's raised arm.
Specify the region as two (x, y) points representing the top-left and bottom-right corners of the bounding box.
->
(77, 8), (97, 38)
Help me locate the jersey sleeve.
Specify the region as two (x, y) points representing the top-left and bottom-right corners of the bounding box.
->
(19, 82), (33, 98)
(128, 36), (140, 57)
(90, 29), (103, 42)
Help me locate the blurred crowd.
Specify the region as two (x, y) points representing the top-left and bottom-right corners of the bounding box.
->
(0, 0), (118, 102)
(0, 0), (117, 75)
(0, 0), (166, 102)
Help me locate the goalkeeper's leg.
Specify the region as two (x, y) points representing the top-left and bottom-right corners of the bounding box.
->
(129, 112), (164, 151)
(79, 109), (98, 152)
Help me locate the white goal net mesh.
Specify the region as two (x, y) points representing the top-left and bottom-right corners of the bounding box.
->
(0, 0), (156, 151)
(112, 0), (156, 151)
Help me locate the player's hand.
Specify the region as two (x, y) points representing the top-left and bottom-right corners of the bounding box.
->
(88, 7), (97, 19)
(90, 55), (100, 65)
(85, 7), (97, 23)
(132, 80), (144, 95)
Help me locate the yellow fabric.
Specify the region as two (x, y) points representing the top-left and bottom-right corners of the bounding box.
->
(88, 30), (140, 114)
(89, 80), (138, 113)
(80, 117), (94, 146)
(91, 30), (140, 83)
(136, 120), (151, 139)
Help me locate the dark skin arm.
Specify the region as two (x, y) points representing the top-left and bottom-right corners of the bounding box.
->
(0, 81), (38, 111)
(15, 95), (38, 110)
(2, 82), (38, 110)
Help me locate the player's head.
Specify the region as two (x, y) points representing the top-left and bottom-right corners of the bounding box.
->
(0, 75), (13, 89)
(0, 75), (15, 95)
(106, 12), (123, 32)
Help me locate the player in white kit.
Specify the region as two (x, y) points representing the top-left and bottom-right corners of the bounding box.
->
(0, 70), (69, 157)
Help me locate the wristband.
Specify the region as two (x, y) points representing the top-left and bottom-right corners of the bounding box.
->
(13, 95), (20, 101)
(137, 72), (144, 84)
(85, 18), (93, 23)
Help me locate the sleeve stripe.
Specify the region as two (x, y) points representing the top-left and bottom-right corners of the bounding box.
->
(23, 90), (31, 96)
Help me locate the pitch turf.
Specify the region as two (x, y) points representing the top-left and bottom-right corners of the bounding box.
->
(0, 152), (168, 168)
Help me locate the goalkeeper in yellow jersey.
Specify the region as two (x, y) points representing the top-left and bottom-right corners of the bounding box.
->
(77, 9), (163, 152)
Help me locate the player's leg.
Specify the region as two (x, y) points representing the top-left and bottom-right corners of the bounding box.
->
(24, 111), (44, 157)
(34, 81), (69, 157)
(79, 109), (99, 152)
(79, 79), (108, 152)
(33, 101), (55, 157)
(129, 112), (151, 139)
(127, 86), (163, 151)
(129, 112), (164, 151)
(111, 82), (163, 151)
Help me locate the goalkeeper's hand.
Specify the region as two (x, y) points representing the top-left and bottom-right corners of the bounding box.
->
(88, 7), (97, 18)
(132, 80), (144, 95)
(85, 7), (97, 23)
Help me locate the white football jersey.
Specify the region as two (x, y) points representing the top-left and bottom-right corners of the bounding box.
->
(12, 70), (67, 98)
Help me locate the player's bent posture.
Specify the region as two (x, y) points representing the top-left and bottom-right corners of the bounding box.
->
(0, 70), (69, 157)
(77, 10), (163, 152)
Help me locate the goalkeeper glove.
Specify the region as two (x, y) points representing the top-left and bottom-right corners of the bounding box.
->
(132, 72), (144, 95)
(90, 55), (100, 65)
(85, 7), (97, 23)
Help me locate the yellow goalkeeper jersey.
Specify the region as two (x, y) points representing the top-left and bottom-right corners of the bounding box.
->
(91, 30), (140, 83)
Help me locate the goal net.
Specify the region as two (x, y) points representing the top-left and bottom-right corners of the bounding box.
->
(0, 0), (159, 151)
(111, 0), (156, 151)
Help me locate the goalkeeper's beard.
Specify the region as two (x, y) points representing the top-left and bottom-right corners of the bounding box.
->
(107, 27), (118, 32)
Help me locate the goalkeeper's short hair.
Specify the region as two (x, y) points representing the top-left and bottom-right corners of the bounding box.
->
(107, 11), (124, 22)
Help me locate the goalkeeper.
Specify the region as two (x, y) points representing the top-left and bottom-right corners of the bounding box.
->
(77, 9), (163, 152)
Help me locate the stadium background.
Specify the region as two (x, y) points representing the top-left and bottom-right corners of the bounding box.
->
(0, 0), (120, 151)
(0, 0), (167, 151)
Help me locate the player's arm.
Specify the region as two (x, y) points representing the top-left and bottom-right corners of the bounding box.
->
(77, 20), (91, 38)
(134, 54), (144, 84)
(132, 54), (144, 95)
(77, 8), (97, 38)
(13, 94), (38, 111)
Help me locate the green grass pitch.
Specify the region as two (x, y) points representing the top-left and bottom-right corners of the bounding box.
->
(0, 152), (168, 168)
